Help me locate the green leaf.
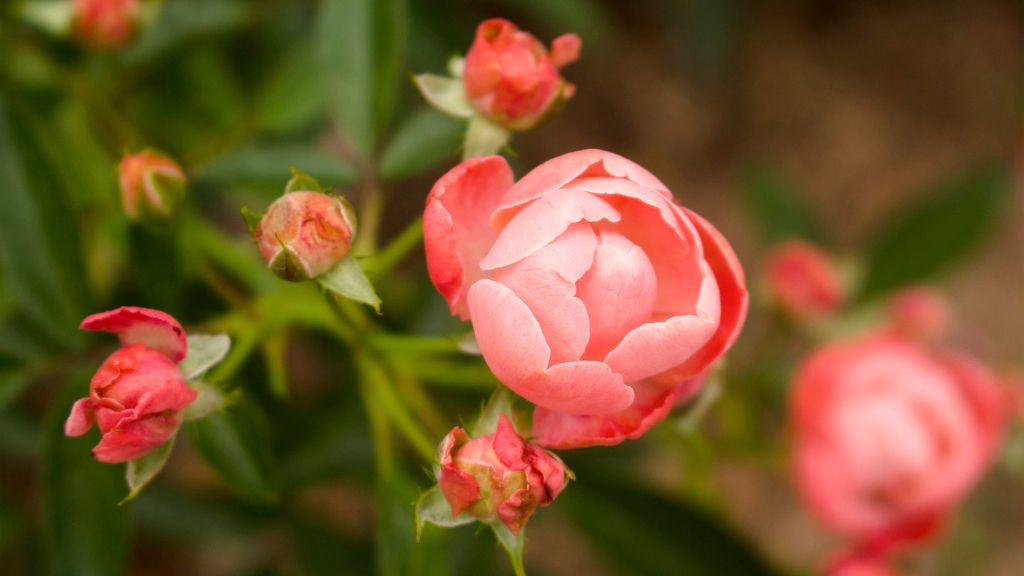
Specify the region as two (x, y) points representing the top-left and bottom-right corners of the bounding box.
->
(380, 107), (464, 181)
(181, 380), (238, 421)
(412, 74), (474, 118)
(488, 522), (526, 576)
(742, 166), (822, 243)
(255, 40), (328, 134)
(463, 116), (509, 160)
(179, 334), (232, 381)
(317, 255), (383, 313)
(286, 166), (325, 193)
(123, 0), (250, 65)
(121, 436), (176, 504)
(561, 474), (781, 576)
(861, 163), (1010, 299)
(0, 97), (87, 348)
(197, 143), (358, 187)
(415, 486), (475, 540)
(44, 374), (130, 576)
(0, 369), (30, 409)
(316, 0), (409, 156)
(187, 399), (276, 502)
(240, 206), (262, 234)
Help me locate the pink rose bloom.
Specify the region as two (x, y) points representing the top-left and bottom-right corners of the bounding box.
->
(885, 286), (951, 343)
(72, 0), (142, 49)
(791, 336), (1006, 555)
(424, 150), (748, 448)
(827, 555), (903, 576)
(65, 307), (196, 463)
(437, 415), (566, 535)
(763, 240), (845, 321)
(462, 18), (581, 130)
(119, 149), (187, 222)
(254, 191), (354, 281)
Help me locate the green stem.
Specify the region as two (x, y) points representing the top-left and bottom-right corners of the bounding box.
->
(368, 333), (461, 355)
(366, 217), (423, 278)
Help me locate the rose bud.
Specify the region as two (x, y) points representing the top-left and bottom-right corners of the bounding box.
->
(437, 415), (566, 534)
(65, 307), (196, 463)
(827, 555), (903, 576)
(253, 191), (355, 282)
(423, 150), (748, 448)
(462, 18), (581, 131)
(885, 286), (951, 343)
(763, 240), (845, 321)
(118, 149), (187, 223)
(791, 336), (1006, 557)
(73, 0), (142, 49)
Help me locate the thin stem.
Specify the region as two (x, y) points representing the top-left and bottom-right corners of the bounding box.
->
(366, 217), (424, 278)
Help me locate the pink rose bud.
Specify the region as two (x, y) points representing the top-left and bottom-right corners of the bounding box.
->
(763, 240), (845, 321)
(423, 150), (748, 448)
(72, 0), (142, 49)
(885, 286), (951, 343)
(437, 415), (566, 535)
(791, 336), (1006, 555)
(462, 18), (581, 131)
(118, 149), (187, 223)
(253, 191), (355, 282)
(65, 307), (196, 463)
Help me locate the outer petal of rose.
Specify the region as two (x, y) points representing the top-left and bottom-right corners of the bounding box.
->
(564, 176), (681, 233)
(480, 189), (620, 271)
(533, 375), (702, 449)
(491, 149), (670, 227)
(549, 34), (581, 68)
(80, 307), (187, 362)
(467, 279), (633, 414)
(665, 208), (749, 378)
(91, 413), (180, 463)
(134, 379), (198, 418)
(439, 466), (482, 517)
(423, 156), (514, 319)
(937, 350), (1006, 464)
(603, 263), (720, 383)
(64, 398), (95, 436)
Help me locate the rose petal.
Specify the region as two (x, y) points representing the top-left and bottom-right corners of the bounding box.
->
(480, 189), (620, 271)
(64, 398), (95, 437)
(533, 375), (703, 449)
(424, 156), (514, 319)
(467, 279), (633, 414)
(80, 307), (187, 362)
(91, 413), (180, 464)
(549, 34), (581, 68)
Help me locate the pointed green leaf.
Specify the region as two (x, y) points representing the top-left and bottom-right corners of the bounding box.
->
(286, 166), (325, 193)
(198, 144), (357, 187)
(489, 522), (526, 576)
(415, 486), (475, 541)
(240, 206), (262, 234)
(861, 163), (1009, 299)
(463, 116), (510, 160)
(380, 107), (463, 181)
(121, 436), (176, 505)
(181, 380), (238, 421)
(179, 334), (232, 381)
(412, 74), (474, 118)
(187, 399), (276, 502)
(255, 39), (328, 134)
(317, 255), (382, 313)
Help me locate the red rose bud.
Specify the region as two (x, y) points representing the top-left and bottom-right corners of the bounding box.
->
(65, 307), (196, 463)
(118, 149), (187, 223)
(72, 0), (142, 49)
(763, 240), (845, 321)
(437, 415), (566, 535)
(254, 191), (355, 281)
(462, 18), (581, 131)
(885, 286), (951, 344)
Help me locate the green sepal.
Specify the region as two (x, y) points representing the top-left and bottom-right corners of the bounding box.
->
(285, 166), (325, 193)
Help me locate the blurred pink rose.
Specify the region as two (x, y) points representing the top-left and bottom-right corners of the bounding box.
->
(73, 0), (142, 49)
(791, 336), (1005, 555)
(462, 18), (580, 130)
(254, 191), (354, 281)
(885, 286), (951, 343)
(827, 555), (903, 576)
(119, 149), (187, 222)
(763, 240), (844, 321)
(65, 307), (196, 463)
(437, 415), (566, 535)
(424, 149), (748, 448)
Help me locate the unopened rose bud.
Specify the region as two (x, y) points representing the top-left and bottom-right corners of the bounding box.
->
(763, 240), (845, 321)
(885, 286), (951, 343)
(65, 307), (195, 463)
(118, 149), (187, 223)
(253, 191), (355, 282)
(462, 18), (581, 131)
(437, 415), (566, 534)
(72, 0), (142, 49)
